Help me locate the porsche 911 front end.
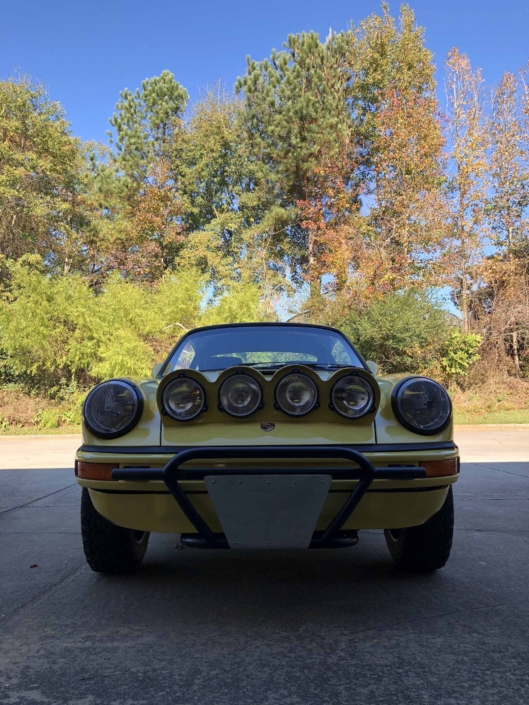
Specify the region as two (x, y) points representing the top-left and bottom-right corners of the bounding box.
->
(76, 323), (459, 573)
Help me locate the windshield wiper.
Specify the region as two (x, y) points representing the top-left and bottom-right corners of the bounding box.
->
(297, 363), (361, 370)
(199, 363), (358, 372)
(241, 362), (356, 370)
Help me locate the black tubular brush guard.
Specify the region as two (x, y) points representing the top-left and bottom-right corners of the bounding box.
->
(112, 446), (426, 549)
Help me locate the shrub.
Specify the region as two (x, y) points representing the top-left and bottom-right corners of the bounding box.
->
(36, 408), (61, 429)
(0, 258), (273, 394)
(332, 291), (453, 375)
(440, 331), (482, 380)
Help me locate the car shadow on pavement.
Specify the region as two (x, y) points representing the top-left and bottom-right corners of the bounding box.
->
(84, 533), (473, 633)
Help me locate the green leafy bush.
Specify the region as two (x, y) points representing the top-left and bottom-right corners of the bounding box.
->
(334, 291), (453, 375)
(440, 331), (482, 379)
(0, 258), (270, 393)
(36, 408), (61, 429)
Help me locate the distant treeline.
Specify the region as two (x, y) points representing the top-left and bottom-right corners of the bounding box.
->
(0, 3), (528, 398)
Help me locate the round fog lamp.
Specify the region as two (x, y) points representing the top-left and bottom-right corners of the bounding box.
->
(163, 377), (205, 421)
(219, 374), (262, 417)
(332, 375), (374, 418)
(276, 373), (317, 416)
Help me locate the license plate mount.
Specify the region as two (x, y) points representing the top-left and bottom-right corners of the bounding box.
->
(204, 474), (331, 549)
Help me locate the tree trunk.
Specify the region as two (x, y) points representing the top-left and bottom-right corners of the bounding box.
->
(461, 272), (469, 333)
(512, 331), (520, 375)
(308, 230), (320, 299)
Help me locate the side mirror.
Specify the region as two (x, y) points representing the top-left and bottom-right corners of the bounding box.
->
(366, 360), (378, 376)
(151, 362), (163, 378)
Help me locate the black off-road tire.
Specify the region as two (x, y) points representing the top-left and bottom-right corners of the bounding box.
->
(81, 488), (150, 574)
(384, 486), (454, 572)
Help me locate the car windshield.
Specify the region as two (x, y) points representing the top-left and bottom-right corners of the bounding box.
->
(161, 325), (365, 373)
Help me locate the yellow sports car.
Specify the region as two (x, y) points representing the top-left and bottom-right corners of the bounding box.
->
(75, 323), (458, 574)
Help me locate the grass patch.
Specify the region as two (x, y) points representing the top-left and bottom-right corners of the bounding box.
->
(450, 376), (529, 425)
(454, 409), (529, 425)
(0, 425), (81, 436)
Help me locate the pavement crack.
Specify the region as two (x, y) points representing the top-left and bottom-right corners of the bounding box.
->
(0, 484), (77, 516)
(454, 528), (529, 535)
(0, 562), (86, 629)
(336, 603), (496, 641)
(456, 497), (529, 501)
(467, 462), (529, 480)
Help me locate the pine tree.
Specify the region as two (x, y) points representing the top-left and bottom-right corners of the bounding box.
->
(177, 88), (292, 308)
(236, 31), (355, 296)
(109, 70), (188, 182)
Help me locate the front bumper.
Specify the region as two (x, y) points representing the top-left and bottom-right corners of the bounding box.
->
(77, 445), (459, 548)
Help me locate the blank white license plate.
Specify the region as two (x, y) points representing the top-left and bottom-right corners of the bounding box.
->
(204, 474), (331, 549)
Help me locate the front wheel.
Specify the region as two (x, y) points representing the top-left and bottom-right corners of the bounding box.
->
(81, 488), (150, 574)
(384, 486), (454, 572)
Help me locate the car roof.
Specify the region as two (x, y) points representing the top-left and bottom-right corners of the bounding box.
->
(183, 322), (347, 335)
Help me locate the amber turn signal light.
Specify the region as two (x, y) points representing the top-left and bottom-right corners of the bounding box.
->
(76, 462), (117, 481)
(421, 459), (458, 477)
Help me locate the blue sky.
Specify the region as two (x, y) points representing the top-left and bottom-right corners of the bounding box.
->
(1, 0), (528, 144)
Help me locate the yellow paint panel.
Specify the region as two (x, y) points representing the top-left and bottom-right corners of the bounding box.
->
(88, 480), (454, 534)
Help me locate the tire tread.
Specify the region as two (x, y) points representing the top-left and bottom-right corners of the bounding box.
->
(81, 488), (149, 574)
(385, 487), (454, 572)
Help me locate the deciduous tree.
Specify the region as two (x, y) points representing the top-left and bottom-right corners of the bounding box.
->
(0, 77), (97, 278)
(444, 48), (489, 332)
(488, 71), (529, 254)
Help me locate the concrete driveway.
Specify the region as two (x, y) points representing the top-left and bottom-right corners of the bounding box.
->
(0, 429), (528, 704)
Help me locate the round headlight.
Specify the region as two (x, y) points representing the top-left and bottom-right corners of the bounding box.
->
(331, 374), (374, 418)
(162, 377), (205, 421)
(276, 373), (318, 416)
(393, 377), (451, 435)
(219, 374), (262, 417)
(83, 380), (142, 438)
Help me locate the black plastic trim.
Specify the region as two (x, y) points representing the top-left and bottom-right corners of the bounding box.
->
(329, 484), (452, 494)
(112, 464), (426, 482)
(391, 376), (452, 436)
(79, 441), (458, 455)
(94, 484), (452, 496)
(82, 379), (144, 440)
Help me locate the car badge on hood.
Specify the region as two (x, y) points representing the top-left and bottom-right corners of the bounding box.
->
(260, 422), (275, 432)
